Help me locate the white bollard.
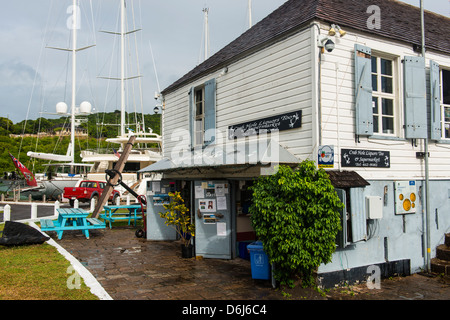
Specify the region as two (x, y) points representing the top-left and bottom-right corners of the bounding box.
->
(54, 201), (60, 216)
(90, 198), (96, 213)
(74, 199), (79, 208)
(116, 196), (120, 206)
(126, 195), (130, 206)
(3, 204), (10, 222)
(31, 203), (38, 220)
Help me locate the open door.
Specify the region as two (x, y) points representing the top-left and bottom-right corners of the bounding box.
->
(194, 180), (232, 259)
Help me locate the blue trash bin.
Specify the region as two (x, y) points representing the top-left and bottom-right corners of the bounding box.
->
(247, 241), (270, 280)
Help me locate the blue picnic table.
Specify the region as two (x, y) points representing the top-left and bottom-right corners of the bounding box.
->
(100, 205), (144, 229)
(40, 208), (106, 240)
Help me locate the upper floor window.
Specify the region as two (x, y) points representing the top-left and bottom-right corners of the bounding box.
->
(195, 87), (205, 146)
(441, 69), (450, 138)
(189, 78), (216, 148)
(371, 56), (395, 135)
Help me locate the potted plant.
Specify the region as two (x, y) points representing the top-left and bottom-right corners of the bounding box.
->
(159, 191), (195, 258)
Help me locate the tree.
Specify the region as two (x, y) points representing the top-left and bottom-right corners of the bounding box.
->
(249, 160), (343, 287)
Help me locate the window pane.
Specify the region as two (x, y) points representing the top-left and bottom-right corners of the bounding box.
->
(382, 117), (394, 134)
(381, 76), (393, 93)
(196, 103), (203, 116)
(372, 74), (378, 92)
(371, 57), (377, 73)
(445, 107), (450, 122)
(443, 70), (450, 105)
(446, 123), (450, 139)
(195, 131), (203, 145)
(372, 97), (379, 114)
(195, 90), (202, 103)
(382, 98), (394, 116)
(381, 59), (392, 76)
(373, 116), (379, 133)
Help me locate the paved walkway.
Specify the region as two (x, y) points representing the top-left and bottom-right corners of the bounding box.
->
(50, 225), (450, 301)
(55, 226), (281, 300)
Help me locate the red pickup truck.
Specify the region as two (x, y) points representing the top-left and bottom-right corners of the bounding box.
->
(63, 180), (120, 207)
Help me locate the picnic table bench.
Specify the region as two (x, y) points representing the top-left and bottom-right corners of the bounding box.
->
(40, 208), (106, 240)
(100, 205), (144, 229)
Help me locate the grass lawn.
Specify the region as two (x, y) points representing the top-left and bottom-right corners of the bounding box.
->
(0, 223), (99, 300)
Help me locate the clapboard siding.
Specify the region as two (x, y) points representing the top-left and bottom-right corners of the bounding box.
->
(317, 22), (450, 180)
(162, 28), (314, 161)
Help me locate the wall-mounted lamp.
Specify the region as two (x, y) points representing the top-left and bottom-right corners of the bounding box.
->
(329, 24), (346, 37)
(220, 67), (228, 76)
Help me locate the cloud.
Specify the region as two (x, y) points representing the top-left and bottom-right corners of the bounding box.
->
(0, 60), (41, 87)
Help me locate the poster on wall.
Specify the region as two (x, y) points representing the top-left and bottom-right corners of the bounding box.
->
(199, 199), (216, 212)
(394, 181), (417, 214)
(318, 145), (334, 168)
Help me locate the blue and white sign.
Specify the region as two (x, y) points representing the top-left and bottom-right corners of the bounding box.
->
(318, 145), (334, 168)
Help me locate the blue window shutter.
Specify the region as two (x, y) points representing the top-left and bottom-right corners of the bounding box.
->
(189, 87), (195, 148)
(430, 60), (441, 141)
(204, 78), (216, 145)
(350, 188), (367, 242)
(404, 56), (427, 139)
(354, 44), (373, 136)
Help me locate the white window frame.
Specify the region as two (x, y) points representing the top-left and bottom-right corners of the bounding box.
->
(440, 68), (450, 140)
(371, 53), (399, 136)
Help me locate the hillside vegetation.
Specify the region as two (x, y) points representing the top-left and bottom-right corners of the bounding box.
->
(0, 111), (160, 175)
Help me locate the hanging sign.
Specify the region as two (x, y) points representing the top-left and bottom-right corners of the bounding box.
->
(228, 110), (302, 139)
(341, 149), (390, 168)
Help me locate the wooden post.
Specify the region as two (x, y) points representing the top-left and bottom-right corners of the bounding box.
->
(92, 135), (136, 218)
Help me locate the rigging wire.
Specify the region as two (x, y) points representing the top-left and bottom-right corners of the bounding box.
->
(18, 0), (56, 161)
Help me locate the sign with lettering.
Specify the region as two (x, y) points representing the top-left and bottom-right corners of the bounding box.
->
(341, 149), (390, 168)
(228, 110), (302, 139)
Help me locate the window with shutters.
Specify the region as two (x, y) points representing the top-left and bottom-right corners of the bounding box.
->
(194, 86), (205, 146)
(440, 69), (450, 139)
(189, 78), (216, 148)
(371, 56), (396, 135)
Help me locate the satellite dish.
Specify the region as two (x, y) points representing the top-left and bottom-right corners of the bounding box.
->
(56, 102), (68, 114)
(80, 101), (92, 114)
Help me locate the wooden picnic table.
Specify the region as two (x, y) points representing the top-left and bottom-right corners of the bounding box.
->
(100, 205), (144, 229)
(40, 208), (105, 240)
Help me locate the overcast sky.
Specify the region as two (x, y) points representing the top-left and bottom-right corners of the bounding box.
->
(0, 0), (449, 123)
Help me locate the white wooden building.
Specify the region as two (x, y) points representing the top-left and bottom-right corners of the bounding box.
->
(142, 0), (450, 286)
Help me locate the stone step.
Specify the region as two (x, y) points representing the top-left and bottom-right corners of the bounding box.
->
(431, 257), (450, 276)
(445, 233), (450, 247)
(436, 244), (450, 262)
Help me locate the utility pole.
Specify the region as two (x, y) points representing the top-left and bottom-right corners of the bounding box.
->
(420, 0), (431, 273)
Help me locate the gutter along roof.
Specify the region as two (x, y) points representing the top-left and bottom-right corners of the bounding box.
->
(162, 0), (450, 95)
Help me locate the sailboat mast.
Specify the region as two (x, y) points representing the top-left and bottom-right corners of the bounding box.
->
(120, 0), (126, 137)
(203, 7), (209, 61)
(248, 0), (252, 29)
(71, 0), (78, 164)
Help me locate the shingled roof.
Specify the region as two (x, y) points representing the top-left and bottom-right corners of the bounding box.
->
(162, 0), (450, 94)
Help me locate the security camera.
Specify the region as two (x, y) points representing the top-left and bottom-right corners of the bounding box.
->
(317, 35), (335, 53)
(324, 39), (335, 52)
(154, 91), (160, 100)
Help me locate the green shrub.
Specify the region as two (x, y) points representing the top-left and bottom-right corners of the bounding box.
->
(249, 160), (343, 287)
